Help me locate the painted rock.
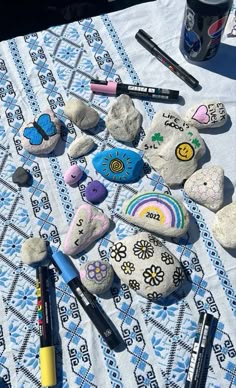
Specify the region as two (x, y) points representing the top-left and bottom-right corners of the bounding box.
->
(63, 204), (110, 255)
(64, 164), (83, 185)
(68, 136), (95, 159)
(21, 237), (49, 266)
(110, 232), (185, 300)
(92, 148), (144, 183)
(64, 98), (100, 130)
(122, 191), (189, 237)
(85, 180), (108, 204)
(212, 202), (236, 249)
(12, 167), (32, 187)
(79, 260), (114, 295)
(184, 102), (227, 129)
(20, 110), (61, 155)
(184, 165), (224, 211)
(140, 111), (206, 186)
(106, 94), (143, 142)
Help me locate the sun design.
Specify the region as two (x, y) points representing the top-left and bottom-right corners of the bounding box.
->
(102, 151), (133, 181)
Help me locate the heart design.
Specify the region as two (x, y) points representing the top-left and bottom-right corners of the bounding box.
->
(192, 105), (210, 124)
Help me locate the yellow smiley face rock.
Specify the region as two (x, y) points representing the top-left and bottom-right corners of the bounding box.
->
(175, 142), (194, 161)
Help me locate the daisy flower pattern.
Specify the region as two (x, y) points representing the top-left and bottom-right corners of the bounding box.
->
(143, 265), (164, 286)
(147, 292), (163, 301)
(86, 261), (107, 283)
(148, 234), (163, 247)
(129, 279), (140, 291)
(110, 242), (127, 262)
(133, 240), (154, 260)
(161, 252), (174, 265)
(173, 267), (185, 287)
(121, 261), (135, 275)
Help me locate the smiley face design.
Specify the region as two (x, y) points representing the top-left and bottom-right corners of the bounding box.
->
(175, 142), (195, 161)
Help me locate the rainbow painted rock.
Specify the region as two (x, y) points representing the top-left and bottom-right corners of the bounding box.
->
(122, 191), (189, 237)
(92, 148), (144, 183)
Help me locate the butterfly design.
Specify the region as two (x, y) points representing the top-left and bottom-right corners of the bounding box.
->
(23, 114), (57, 146)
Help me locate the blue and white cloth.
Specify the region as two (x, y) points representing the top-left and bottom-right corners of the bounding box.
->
(0, 0), (236, 387)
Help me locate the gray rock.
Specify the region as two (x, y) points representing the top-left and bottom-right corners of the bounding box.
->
(21, 238), (49, 266)
(140, 111), (206, 186)
(105, 94), (143, 142)
(184, 102), (227, 129)
(64, 98), (100, 130)
(63, 204), (110, 256)
(212, 202), (236, 249)
(80, 260), (114, 295)
(12, 167), (32, 187)
(184, 165), (224, 211)
(122, 191), (189, 238)
(68, 136), (95, 159)
(110, 232), (185, 300)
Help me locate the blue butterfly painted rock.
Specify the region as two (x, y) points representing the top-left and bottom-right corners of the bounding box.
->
(20, 110), (61, 155)
(92, 148), (144, 183)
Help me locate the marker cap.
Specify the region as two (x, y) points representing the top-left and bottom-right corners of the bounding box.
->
(52, 251), (78, 284)
(40, 346), (56, 387)
(90, 80), (117, 94)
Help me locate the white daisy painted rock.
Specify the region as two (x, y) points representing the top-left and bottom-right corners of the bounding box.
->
(184, 165), (224, 211)
(212, 202), (236, 249)
(184, 102), (227, 129)
(122, 191), (189, 237)
(20, 110), (61, 155)
(64, 98), (100, 130)
(21, 237), (49, 266)
(140, 111), (206, 186)
(79, 260), (114, 295)
(63, 204), (110, 256)
(110, 232), (185, 300)
(105, 94), (143, 142)
(68, 136), (95, 159)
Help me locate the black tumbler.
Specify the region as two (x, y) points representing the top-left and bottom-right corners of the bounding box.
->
(180, 0), (233, 61)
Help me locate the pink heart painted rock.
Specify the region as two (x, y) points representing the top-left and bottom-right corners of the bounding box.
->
(184, 102), (227, 129)
(63, 204), (110, 256)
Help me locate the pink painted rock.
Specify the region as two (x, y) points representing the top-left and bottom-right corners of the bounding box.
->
(64, 164), (83, 185)
(184, 102), (227, 129)
(63, 204), (110, 256)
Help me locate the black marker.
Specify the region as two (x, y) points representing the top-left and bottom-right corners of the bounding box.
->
(90, 79), (179, 101)
(135, 29), (199, 90)
(52, 251), (121, 350)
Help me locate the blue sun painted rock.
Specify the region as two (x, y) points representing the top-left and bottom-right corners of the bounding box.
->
(92, 148), (144, 183)
(20, 110), (61, 155)
(85, 180), (108, 203)
(184, 102), (227, 129)
(64, 164), (83, 186)
(79, 260), (114, 295)
(110, 232), (185, 300)
(122, 191), (189, 237)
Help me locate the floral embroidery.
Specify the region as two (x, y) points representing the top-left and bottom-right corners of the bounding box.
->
(173, 267), (185, 287)
(147, 292), (163, 301)
(133, 240), (154, 259)
(121, 261), (135, 275)
(148, 234), (163, 247)
(110, 242), (127, 262)
(143, 265), (164, 286)
(161, 252), (174, 265)
(86, 261), (107, 283)
(129, 279), (140, 291)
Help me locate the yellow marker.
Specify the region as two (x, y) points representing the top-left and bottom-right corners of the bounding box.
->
(40, 346), (56, 387)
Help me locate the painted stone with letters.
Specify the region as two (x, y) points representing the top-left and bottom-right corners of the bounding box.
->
(184, 102), (227, 129)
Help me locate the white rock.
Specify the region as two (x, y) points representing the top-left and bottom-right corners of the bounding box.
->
(212, 202), (236, 249)
(110, 232), (185, 300)
(68, 136), (95, 158)
(184, 102), (227, 129)
(79, 260), (114, 295)
(140, 111), (206, 186)
(21, 238), (49, 266)
(105, 94), (143, 142)
(64, 98), (100, 130)
(122, 191), (189, 238)
(184, 165), (224, 211)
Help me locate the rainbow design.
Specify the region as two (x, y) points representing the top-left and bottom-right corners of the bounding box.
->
(124, 192), (185, 229)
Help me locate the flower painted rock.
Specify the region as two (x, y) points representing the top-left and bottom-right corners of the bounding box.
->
(92, 148), (144, 183)
(68, 136), (95, 159)
(184, 165), (224, 211)
(85, 180), (108, 204)
(140, 111), (206, 186)
(106, 94), (143, 142)
(184, 102), (227, 129)
(64, 98), (100, 130)
(122, 191), (189, 237)
(63, 204), (110, 256)
(21, 237), (49, 267)
(20, 110), (61, 155)
(79, 260), (114, 295)
(64, 164), (83, 185)
(212, 202), (236, 249)
(110, 232), (185, 300)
